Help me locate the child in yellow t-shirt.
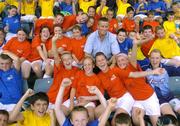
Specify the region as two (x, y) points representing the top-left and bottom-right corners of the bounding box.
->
(9, 89), (56, 126)
(21, 0), (37, 22)
(149, 26), (180, 59)
(116, 0), (131, 18)
(78, 0), (96, 13)
(0, 1), (6, 14)
(96, 0), (108, 17)
(40, 0), (54, 18)
(163, 11), (180, 38)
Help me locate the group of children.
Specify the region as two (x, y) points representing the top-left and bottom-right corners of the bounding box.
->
(0, 0), (180, 126)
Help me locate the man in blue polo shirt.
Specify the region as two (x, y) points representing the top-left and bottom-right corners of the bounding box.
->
(84, 17), (120, 65)
(0, 51), (23, 111)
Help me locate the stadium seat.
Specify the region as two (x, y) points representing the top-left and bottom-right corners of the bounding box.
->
(34, 78), (53, 93)
(169, 76), (180, 97)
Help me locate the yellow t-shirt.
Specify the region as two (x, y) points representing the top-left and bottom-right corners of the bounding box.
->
(41, 0), (54, 17)
(96, 6), (108, 17)
(137, 46), (146, 60)
(0, 2), (5, 14)
(23, 0), (36, 15)
(6, 0), (12, 4)
(116, 0), (130, 16)
(79, 0), (95, 13)
(18, 110), (51, 126)
(149, 35), (180, 58)
(163, 21), (176, 35)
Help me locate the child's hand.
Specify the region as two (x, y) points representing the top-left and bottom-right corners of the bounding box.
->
(107, 98), (117, 110)
(52, 33), (60, 43)
(87, 86), (100, 94)
(47, 109), (55, 118)
(61, 78), (72, 87)
(152, 68), (165, 75)
(24, 89), (34, 97)
(136, 109), (144, 121)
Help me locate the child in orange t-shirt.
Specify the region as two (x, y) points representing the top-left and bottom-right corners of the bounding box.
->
(122, 6), (137, 33)
(47, 32), (78, 115)
(95, 52), (135, 125)
(68, 25), (86, 68)
(27, 26), (53, 79)
(69, 56), (102, 120)
(47, 25), (70, 58)
(143, 10), (160, 32)
(2, 29), (31, 79)
(106, 9), (118, 34)
(115, 38), (163, 126)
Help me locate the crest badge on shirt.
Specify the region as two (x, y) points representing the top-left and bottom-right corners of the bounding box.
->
(111, 74), (116, 80)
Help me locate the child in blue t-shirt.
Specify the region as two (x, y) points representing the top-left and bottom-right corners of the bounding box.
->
(2, 4), (21, 41)
(117, 28), (133, 54)
(146, 49), (180, 116)
(0, 51), (23, 111)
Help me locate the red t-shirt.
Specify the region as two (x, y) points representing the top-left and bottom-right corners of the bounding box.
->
(97, 67), (127, 98)
(61, 15), (77, 31)
(47, 64), (78, 103)
(122, 18), (135, 33)
(67, 37), (86, 61)
(34, 18), (54, 35)
(3, 37), (31, 59)
(28, 36), (50, 62)
(109, 18), (118, 34)
(118, 64), (154, 100)
(72, 70), (102, 98)
(141, 38), (156, 57)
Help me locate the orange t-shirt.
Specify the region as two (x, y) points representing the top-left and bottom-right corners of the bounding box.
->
(92, 14), (101, 31)
(118, 64), (154, 100)
(141, 38), (156, 57)
(47, 36), (70, 51)
(28, 36), (50, 62)
(34, 18), (54, 35)
(61, 15), (77, 31)
(109, 18), (118, 34)
(68, 37), (86, 61)
(47, 64), (78, 103)
(3, 37), (31, 59)
(97, 67), (127, 98)
(143, 21), (160, 32)
(72, 70), (102, 98)
(122, 18), (135, 33)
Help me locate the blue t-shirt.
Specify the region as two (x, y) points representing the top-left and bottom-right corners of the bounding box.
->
(148, 1), (167, 16)
(0, 68), (23, 104)
(81, 23), (91, 36)
(3, 14), (21, 34)
(134, 2), (148, 15)
(141, 63), (180, 77)
(59, 2), (73, 15)
(117, 38), (133, 54)
(63, 118), (99, 126)
(146, 68), (170, 97)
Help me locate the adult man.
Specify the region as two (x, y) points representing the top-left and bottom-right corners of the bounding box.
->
(84, 17), (120, 63)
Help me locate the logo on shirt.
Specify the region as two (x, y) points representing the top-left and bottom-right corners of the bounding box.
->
(7, 75), (13, 80)
(111, 74), (117, 80)
(14, 19), (19, 23)
(62, 44), (67, 47)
